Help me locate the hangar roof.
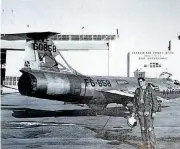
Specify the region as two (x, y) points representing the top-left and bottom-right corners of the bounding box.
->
(1, 40), (110, 51)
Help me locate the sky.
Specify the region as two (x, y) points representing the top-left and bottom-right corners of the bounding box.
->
(1, 0), (180, 51)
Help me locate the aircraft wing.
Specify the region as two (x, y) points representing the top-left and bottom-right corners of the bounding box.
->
(105, 90), (135, 97)
(1, 31), (59, 40)
(99, 89), (135, 104)
(102, 89), (164, 103)
(2, 85), (18, 90)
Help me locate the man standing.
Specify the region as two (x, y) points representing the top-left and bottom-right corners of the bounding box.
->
(132, 77), (158, 149)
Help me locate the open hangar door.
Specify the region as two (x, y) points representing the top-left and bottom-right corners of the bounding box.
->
(1, 49), (6, 86)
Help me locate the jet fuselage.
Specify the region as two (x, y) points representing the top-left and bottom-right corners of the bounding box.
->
(18, 68), (180, 110)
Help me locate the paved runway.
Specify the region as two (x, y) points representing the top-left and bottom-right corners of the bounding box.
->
(1, 93), (180, 149)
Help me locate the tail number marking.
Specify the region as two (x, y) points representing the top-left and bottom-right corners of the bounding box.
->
(33, 43), (56, 52)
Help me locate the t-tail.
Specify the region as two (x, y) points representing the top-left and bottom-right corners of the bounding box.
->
(24, 38), (59, 71)
(1, 31), (80, 74)
(22, 32), (80, 74)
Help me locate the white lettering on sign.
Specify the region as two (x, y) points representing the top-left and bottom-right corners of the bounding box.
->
(32, 42), (56, 52)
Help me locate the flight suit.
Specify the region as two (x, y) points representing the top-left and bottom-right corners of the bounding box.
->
(132, 85), (158, 149)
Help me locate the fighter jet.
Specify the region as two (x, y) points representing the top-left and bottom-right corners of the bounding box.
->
(2, 31), (180, 111)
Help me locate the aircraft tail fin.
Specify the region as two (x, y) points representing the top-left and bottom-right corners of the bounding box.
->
(2, 31), (81, 74)
(24, 38), (81, 74)
(23, 39), (60, 72)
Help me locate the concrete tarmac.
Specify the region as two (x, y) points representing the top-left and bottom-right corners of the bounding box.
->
(1, 93), (180, 149)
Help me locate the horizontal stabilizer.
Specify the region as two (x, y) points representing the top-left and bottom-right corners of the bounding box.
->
(1, 31), (60, 40)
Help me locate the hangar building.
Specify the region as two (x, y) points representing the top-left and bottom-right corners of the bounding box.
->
(127, 36), (180, 80)
(127, 51), (178, 78)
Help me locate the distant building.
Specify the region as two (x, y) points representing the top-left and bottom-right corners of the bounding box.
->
(127, 51), (180, 80)
(134, 69), (146, 78)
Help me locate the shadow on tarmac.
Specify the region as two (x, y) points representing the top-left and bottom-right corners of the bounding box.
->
(6, 107), (130, 118)
(1, 105), (169, 118)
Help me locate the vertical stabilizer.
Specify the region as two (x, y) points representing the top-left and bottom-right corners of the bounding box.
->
(23, 39), (59, 72)
(2, 31), (82, 74)
(24, 40), (40, 70)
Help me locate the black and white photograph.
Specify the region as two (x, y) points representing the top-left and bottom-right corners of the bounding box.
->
(1, 0), (180, 149)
